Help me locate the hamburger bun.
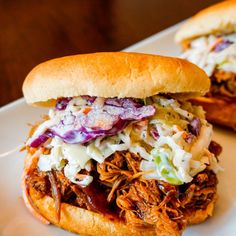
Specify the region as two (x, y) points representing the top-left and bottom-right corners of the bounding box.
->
(22, 52), (210, 106)
(175, 0), (236, 44)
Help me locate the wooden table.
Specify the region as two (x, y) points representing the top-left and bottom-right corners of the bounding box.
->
(0, 0), (221, 107)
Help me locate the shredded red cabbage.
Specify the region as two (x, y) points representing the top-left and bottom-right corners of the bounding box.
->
(185, 133), (195, 143)
(56, 98), (72, 110)
(105, 98), (143, 108)
(30, 119), (127, 148)
(57, 119), (127, 144)
(188, 118), (201, 136)
(120, 106), (155, 120)
(29, 97), (156, 148)
(81, 95), (96, 104)
(150, 126), (159, 140)
(30, 131), (54, 148)
(214, 39), (233, 52)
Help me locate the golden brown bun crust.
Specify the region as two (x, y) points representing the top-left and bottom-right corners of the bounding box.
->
(175, 0), (236, 43)
(186, 194), (217, 225)
(30, 189), (157, 236)
(26, 181), (216, 236)
(191, 97), (236, 131)
(22, 52), (210, 106)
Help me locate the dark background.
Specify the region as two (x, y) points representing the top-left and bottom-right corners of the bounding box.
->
(0, 0), (221, 106)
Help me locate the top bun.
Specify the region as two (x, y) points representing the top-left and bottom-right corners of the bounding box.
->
(23, 52), (210, 106)
(175, 0), (236, 43)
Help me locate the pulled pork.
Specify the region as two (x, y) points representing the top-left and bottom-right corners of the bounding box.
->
(208, 70), (236, 100)
(98, 151), (217, 235)
(27, 142), (220, 235)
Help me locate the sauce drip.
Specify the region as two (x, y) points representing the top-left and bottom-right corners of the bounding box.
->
(83, 181), (120, 221)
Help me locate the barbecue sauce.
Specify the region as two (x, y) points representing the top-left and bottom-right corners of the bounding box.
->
(83, 180), (121, 221)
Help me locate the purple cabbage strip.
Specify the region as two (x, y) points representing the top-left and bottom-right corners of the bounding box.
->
(30, 119), (127, 148)
(185, 133), (195, 143)
(188, 118), (201, 137)
(150, 126), (159, 140)
(81, 95), (96, 104)
(30, 130), (54, 148)
(214, 39), (233, 52)
(29, 97), (156, 148)
(58, 119), (128, 144)
(55, 98), (72, 110)
(120, 106), (155, 120)
(105, 98), (143, 108)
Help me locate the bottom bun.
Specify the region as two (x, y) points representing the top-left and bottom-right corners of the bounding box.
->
(28, 187), (216, 236)
(30, 188), (157, 236)
(185, 195), (217, 225)
(191, 97), (236, 131)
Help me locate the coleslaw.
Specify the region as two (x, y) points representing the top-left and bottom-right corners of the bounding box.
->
(28, 95), (221, 186)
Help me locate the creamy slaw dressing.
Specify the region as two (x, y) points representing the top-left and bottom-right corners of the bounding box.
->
(30, 96), (220, 186)
(181, 33), (236, 76)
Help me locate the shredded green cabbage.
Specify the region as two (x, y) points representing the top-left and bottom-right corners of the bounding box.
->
(152, 148), (183, 185)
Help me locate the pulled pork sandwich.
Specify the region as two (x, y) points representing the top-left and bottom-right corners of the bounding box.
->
(175, 0), (236, 130)
(22, 52), (222, 236)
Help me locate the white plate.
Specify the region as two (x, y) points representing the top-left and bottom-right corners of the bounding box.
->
(0, 22), (236, 236)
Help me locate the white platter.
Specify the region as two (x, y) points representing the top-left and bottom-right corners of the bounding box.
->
(0, 22), (236, 236)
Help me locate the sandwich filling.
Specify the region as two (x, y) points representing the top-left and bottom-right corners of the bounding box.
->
(181, 33), (236, 100)
(25, 95), (221, 235)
